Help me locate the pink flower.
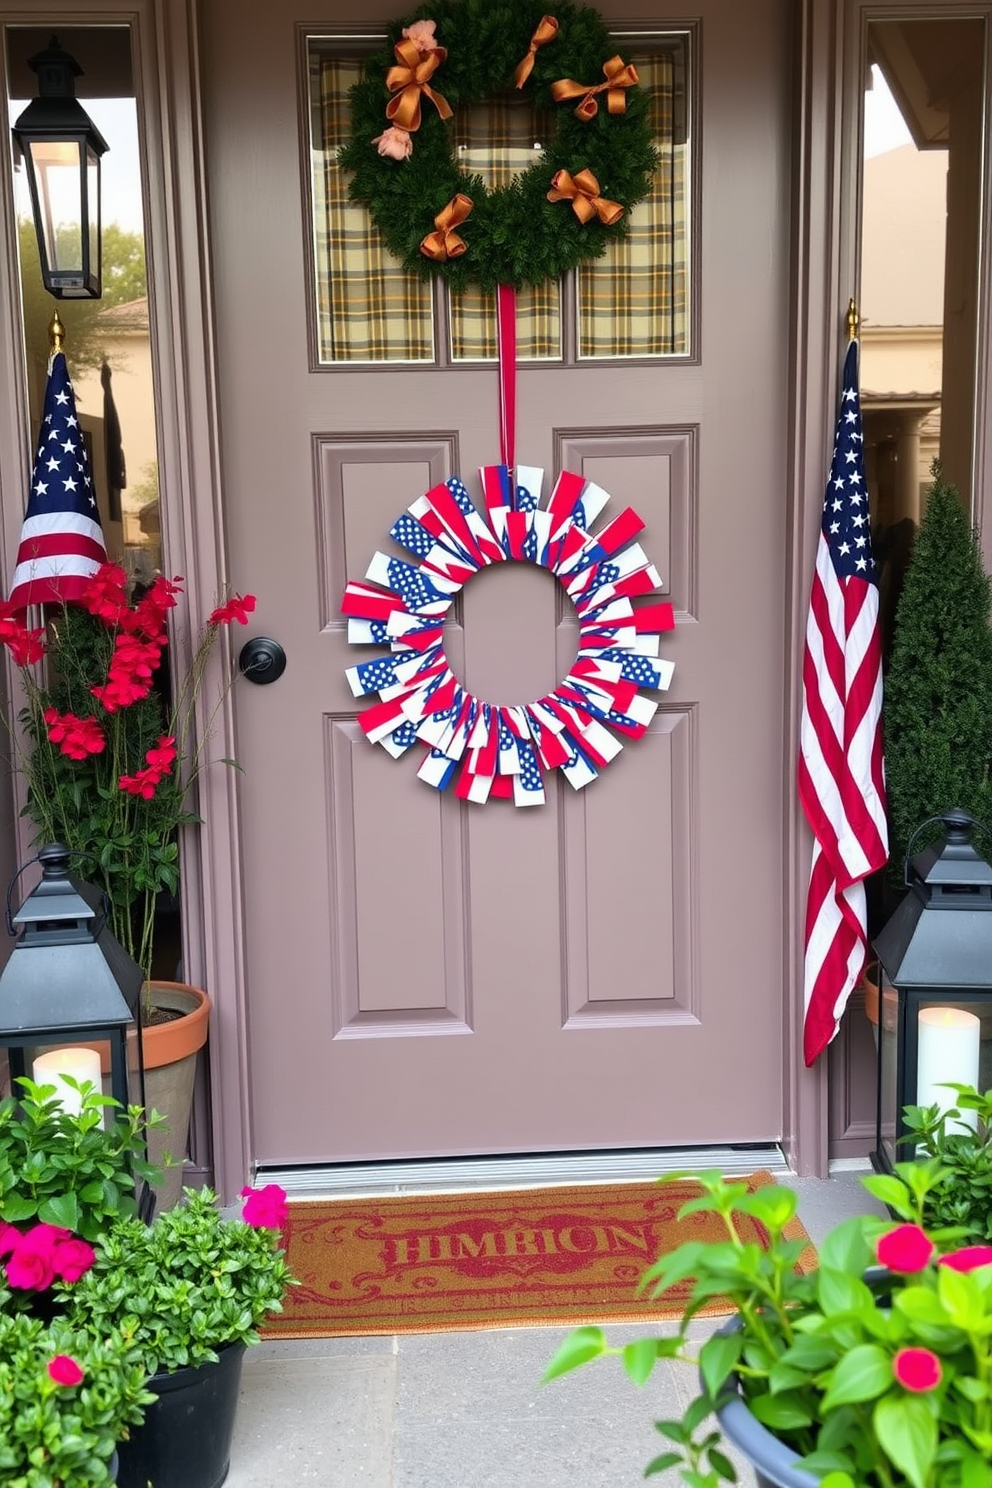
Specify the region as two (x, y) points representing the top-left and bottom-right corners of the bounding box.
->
(893, 1347), (942, 1392)
(52, 1236), (96, 1283)
(372, 126), (413, 161)
(240, 1183), (289, 1230)
(48, 1355), (84, 1386)
(940, 1245), (992, 1272)
(876, 1223), (935, 1273)
(0, 1222), (22, 1257)
(6, 1240), (56, 1291)
(401, 18), (438, 51)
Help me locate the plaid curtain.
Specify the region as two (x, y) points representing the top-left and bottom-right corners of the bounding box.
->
(309, 42), (688, 364)
(310, 54), (434, 363)
(578, 51), (688, 357)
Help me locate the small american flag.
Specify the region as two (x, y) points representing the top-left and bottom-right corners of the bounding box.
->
(798, 339), (888, 1066)
(7, 352), (107, 613)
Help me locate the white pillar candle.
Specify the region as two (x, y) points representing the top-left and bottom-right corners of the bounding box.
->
(917, 1007), (981, 1132)
(31, 1047), (103, 1117)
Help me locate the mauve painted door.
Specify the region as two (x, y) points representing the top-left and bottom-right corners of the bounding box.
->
(201, 0), (792, 1164)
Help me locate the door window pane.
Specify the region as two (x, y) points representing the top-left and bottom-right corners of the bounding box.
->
(308, 48), (434, 364)
(578, 42), (690, 358)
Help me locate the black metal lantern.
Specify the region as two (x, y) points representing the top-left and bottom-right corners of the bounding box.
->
(0, 843), (145, 1116)
(872, 809), (992, 1174)
(10, 36), (108, 299)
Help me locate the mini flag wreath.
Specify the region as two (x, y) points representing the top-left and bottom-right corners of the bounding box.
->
(342, 466), (675, 806)
(338, 0), (658, 291)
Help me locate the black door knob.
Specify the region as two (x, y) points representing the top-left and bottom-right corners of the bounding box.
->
(238, 637), (287, 684)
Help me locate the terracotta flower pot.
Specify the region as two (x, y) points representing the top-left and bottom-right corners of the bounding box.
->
(140, 982), (211, 1213)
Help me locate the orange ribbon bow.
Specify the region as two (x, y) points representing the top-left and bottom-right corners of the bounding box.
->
(385, 37), (453, 132)
(512, 15), (560, 89)
(550, 55), (639, 119)
(420, 194), (474, 261)
(547, 168), (624, 226)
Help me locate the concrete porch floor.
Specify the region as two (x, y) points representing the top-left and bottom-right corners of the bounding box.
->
(225, 1168), (887, 1488)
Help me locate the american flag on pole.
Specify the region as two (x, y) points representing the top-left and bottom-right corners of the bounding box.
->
(798, 338), (888, 1066)
(7, 351), (107, 613)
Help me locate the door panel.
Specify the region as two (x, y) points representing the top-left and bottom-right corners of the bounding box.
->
(201, 0), (792, 1164)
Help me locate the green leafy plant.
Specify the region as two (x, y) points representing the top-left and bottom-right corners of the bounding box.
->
(0, 564), (255, 984)
(0, 1306), (153, 1488)
(64, 1186), (293, 1376)
(0, 1080), (161, 1242)
(902, 1083), (992, 1243)
(545, 1164), (992, 1488)
(884, 462), (992, 877)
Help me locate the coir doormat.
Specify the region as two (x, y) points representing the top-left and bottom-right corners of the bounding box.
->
(263, 1171), (816, 1338)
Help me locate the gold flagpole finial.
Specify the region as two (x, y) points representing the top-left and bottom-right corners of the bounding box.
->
(846, 298), (860, 342)
(48, 309), (66, 354)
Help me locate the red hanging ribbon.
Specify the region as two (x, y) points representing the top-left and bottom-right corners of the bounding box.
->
(497, 284), (516, 473)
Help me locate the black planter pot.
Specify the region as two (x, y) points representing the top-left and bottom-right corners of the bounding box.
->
(115, 1341), (246, 1488)
(709, 1318), (817, 1488)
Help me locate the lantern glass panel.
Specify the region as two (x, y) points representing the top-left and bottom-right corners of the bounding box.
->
(28, 136), (84, 273)
(86, 141), (99, 283)
(878, 979), (992, 1171)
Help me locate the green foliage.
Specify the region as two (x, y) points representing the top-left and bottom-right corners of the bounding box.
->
(0, 1081), (161, 1243)
(65, 1188), (294, 1376)
(339, 0), (658, 290)
(884, 463), (992, 876)
(900, 1085), (992, 1242)
(0, 1308), (153, 1488)
(543, 1165), (992, 1488)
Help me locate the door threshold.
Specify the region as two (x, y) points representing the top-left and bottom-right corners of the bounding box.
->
(256, 1145), (789, 1200)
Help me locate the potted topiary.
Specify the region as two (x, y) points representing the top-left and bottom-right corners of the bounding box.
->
(864, 461), (992, 1032)
(545, 1164), (992, 1488)
(62, 1183), (293, 1488)
(882, 460), (992, 881)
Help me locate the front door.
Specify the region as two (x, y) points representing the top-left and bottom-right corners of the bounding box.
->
(201, 0), (793, 1165)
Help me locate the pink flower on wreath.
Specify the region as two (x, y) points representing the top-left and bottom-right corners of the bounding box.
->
(940, 1245), (992, 1272)
(240, 1183), (289, 1231)
(876, 1223), (935, 1274)
(893, 1347), (942, 1393)
(48, 1355), (84, 1387)
(401, 18), (438, 51)
(372, 126), (413, 161)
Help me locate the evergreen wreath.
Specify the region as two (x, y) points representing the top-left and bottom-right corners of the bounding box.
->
(338, 0), (659, 291)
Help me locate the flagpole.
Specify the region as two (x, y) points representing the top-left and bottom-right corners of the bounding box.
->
(846, 297), (859, 342)
(48, 308), (65, 354)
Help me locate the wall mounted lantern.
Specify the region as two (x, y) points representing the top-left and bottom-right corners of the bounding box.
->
(10, 35), (108, 299)
(0, 843), (145, 1119)
(872, 809), (992, 1174)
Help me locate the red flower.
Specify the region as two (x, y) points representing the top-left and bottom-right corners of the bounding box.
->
(145, 735), (177, 773)
(119, 766), (164, 800)
(0, 610), (47, 666)
(940, 1245), (992, 1272)
(893, 1347), (942, 1392)
(48, 1354), (84, 1387)
(43, 709), (106, 760)
(240, 1183), (289, 1230)
(125, 575), (184, 640)
(210, 593), (256, 626)
(52, 1236), (96, 1283)
(876, 1224), (935, 1273)
(80, 563), (130, 625)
